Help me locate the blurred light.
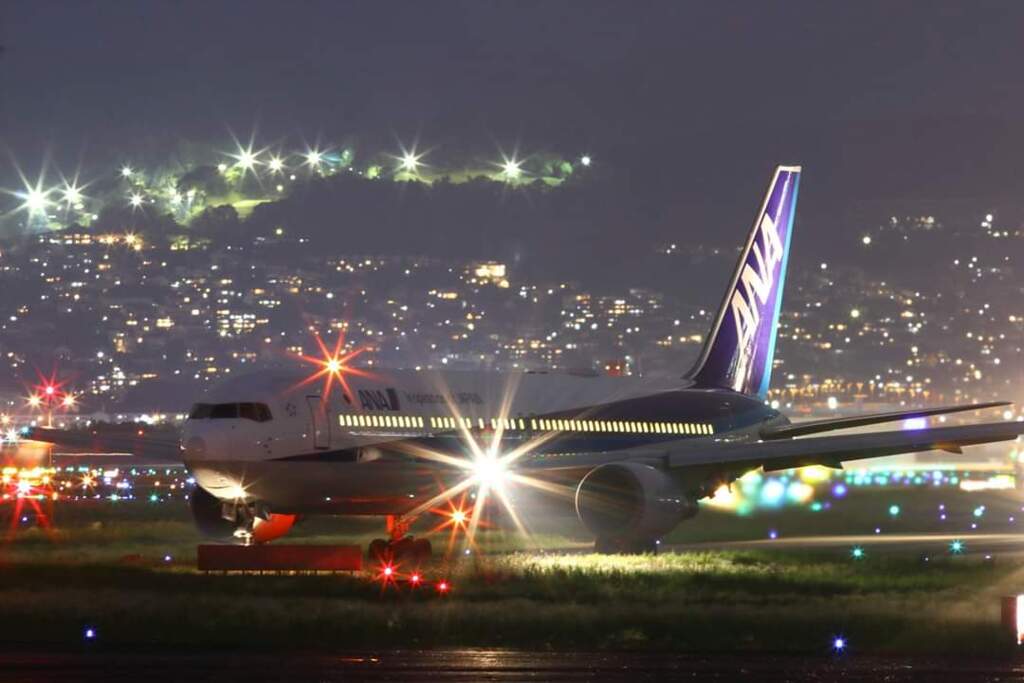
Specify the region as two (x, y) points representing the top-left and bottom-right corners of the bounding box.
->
(861, 235), (872, 245)
(950, 539), (965, 554)
(826, 396), (838, 410)
(44, 385), (55, 397)
(833, 636), (846, 652)
(398, 149), (423, 172)
(888, 504), (900, 517)
(305, 149), (324, 169)
(232, 144), (261, 172)
(84, 627), (96, 640)
(473, 455), (506, 488)
(451, 509), (467, 525)
(410, 573), (421, 586)
(120, 166), (133, 178)
(129, 193), (144, 208)
(268, 157), (285, 174)
(851, 546), (864, 560)
(21, 187), (50, 214)
(501, 156), (522, 179)
(832, 483), (848, 498)
(62, 183), (84, 207)
(903, 417), (927, 430)
(437, 580), (449, 593)
(850, 308), (860, 319)
(760, 480), (785, 506)
(62, 394), (76, 408)
(580, 155), (592, 167)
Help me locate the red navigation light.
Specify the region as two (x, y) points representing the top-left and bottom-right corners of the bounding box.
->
(410, 573), (422, 586)
(383, 565), (394, 578)
(43, 385), (55, 397)
(437, 580), (449, 594)
(293, 330), (374, 403)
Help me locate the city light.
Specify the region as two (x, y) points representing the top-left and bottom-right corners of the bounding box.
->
(120, 165), (133, 178)
(396, 144), (425, 173)
(268, 156), (286, 174)
(232, 143), (262, 173)
(950, 539), (965, 554)
(580, 155), (592, 167)
(304, 148), (324, 169)
(500, 156), (522, 180)
(129, 192), (144, 209)
(62, 182), (84, 208)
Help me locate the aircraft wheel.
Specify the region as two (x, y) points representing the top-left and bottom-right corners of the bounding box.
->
(368, 538), (389, 562)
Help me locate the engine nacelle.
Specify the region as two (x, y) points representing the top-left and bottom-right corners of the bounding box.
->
(189, 485), (296, 544)
(575, 462), (697, 541)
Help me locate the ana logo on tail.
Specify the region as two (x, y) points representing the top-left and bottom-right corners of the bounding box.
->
(687, 165), (800, 398)
(730, 208), (785, 353)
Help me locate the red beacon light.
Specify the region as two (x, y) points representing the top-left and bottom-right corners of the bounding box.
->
(410, 573), (422, 586)
(437, 580), (450, 594)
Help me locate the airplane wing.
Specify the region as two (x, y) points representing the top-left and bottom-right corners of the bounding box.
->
(24, 426), (183, 463)
(517, 421), (1024, 475)
(670, 420), (1024, 472)
(759, 401), (1010, 440)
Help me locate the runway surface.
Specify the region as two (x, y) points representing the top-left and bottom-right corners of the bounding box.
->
(2, 649), (1024, 682)
(675, 531), (1024, 557)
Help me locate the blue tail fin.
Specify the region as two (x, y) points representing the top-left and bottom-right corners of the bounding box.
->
(686, 165), (801, 398)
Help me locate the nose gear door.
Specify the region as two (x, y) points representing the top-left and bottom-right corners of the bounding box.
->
(306, 396), (331, 449)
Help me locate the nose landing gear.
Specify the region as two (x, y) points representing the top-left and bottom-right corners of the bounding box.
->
(368, 515), (433, 566)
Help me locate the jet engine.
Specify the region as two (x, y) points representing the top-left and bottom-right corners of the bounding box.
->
(575, 462), (697, 548)
(189, 485), (296, 544)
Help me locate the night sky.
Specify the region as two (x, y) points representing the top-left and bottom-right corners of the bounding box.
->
(3, 1), (1024, 262)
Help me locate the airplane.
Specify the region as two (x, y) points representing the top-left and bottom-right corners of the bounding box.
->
(29, 165), (1024, 559)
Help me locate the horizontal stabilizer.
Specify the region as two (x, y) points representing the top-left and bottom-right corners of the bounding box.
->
(760, 401), (1010, 440)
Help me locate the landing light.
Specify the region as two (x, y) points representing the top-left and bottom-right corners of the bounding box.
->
(224, 483), (247, 500)
(473, 456), (506, 487)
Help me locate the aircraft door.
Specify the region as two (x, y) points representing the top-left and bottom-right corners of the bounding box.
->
(306, 396), (332, 449)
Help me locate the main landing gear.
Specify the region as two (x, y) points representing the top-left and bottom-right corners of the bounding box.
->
(368, 515), (433, 566)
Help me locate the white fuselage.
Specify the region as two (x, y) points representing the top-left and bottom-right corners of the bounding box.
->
(180, 367), (735, 515)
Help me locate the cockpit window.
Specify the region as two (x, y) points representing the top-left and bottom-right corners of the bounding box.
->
(189, 402), (272, 422)
(210, 403), (239, 419)
(238, 402), (273, 422)
(189, 403), (213, 419)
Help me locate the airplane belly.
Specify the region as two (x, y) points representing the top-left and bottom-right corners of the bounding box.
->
(186, 459), (453, 516)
